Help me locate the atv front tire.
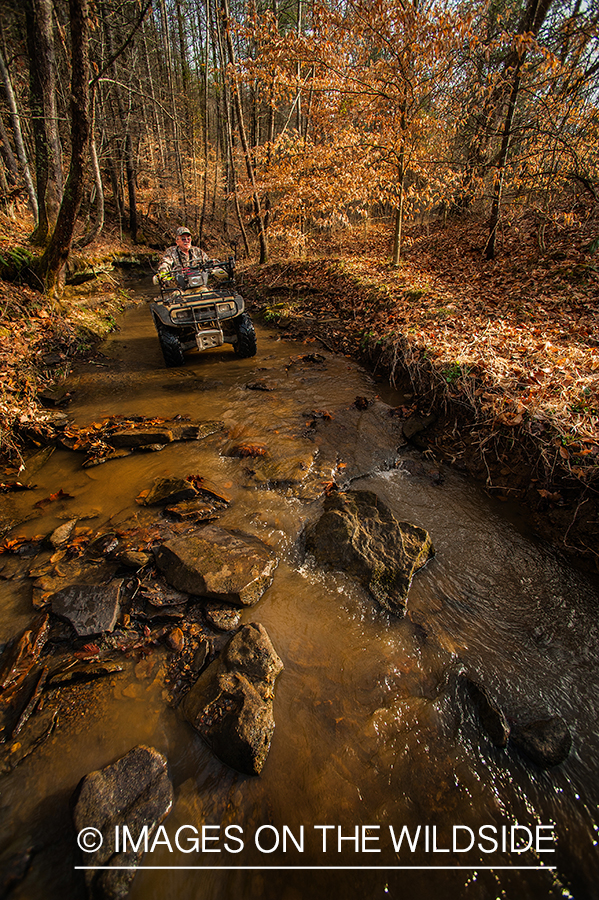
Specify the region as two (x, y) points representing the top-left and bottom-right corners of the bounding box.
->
(233, 313), (257, 358)
(157, 326), (185, 367)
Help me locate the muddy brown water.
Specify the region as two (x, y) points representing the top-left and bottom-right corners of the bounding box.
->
(1, 281), (599, 900)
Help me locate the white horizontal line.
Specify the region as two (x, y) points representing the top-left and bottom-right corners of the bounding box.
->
(75, 866), (556, 871)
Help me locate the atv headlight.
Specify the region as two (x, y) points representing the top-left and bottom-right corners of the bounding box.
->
(217, 302), (235, 314)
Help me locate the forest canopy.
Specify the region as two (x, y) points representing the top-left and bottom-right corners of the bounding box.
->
(0, 0), (597, 283)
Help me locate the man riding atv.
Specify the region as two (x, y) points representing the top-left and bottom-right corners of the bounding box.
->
(150, 226), (257, 367)
(155, 226), (213, 280)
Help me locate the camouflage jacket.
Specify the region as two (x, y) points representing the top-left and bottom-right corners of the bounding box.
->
(157, 245), (209, 275)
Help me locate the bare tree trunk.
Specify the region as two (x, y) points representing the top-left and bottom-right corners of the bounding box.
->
(221, 0), (268, 262)
(199, 0), (210, 243)
(159, 0), (187, 218)
(77, 92), (104, 248)
(0, 45), (38, 221)
(38, 0), (90, 294)
(296, 0), (302, 134)
(214, 3), (250, 254)
(392, 106), (407, 266)
(0, 114), (19, 185)
(125, 132), (138, 241)
(99, 1), (138, 241)
(486, 65), (522, 260)
(142, 19), (166, 170)
(25, 0), (62, 244)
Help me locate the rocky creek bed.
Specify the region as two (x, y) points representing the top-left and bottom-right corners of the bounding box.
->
(0, 305), (598, 900)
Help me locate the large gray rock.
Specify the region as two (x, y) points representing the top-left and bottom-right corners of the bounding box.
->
(73, 745), (173, 900)
(51, 581), (123, 636)
(154, 526), (277, 606)
(511, 716), (572, 768)
(182, 623), (283, 775)
(304, 490), (434, 616)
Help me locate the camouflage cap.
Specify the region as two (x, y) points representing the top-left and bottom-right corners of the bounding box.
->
(175, 226), (192, 237)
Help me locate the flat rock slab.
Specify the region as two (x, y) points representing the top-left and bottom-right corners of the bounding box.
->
(155, 526), (277, 606)
(306, 400), (407, 485)
(73, 745), (173, 900)
(304, 489), (434, 616)
(183, 623), (283, 775)
(51, 581), (123, 636)
(110, 429), (174, 448)
(0, 613), (50, 743)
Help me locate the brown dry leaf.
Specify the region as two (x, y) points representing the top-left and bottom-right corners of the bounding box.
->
(538, 489), (562, 501)
(33, 489), (74, 509)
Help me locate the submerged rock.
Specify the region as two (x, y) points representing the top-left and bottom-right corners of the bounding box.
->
(0, 614), (50, 743)
(304, 489), (434, 616)
(461, 677), (510, 748)
(204, 602), (242, 632)
(165, 499), (223, 523)
(115, 550), (153, 570)
(49, 518), (78, 548)
(73, 745), (173, 900)
(110, 428), (175, 448)
(402, 413), (437, 443)
(182, 623), (283, 775)
(137, 476), (197, 507)
(511, 716), (572, 768)
(47, 659), (124, 687)
(155, 526), (277, 606)
(306, 400), (406, 484)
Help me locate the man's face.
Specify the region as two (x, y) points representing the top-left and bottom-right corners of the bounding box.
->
(176, 233), (192, 250)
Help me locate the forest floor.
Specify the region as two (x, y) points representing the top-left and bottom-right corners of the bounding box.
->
(1, 201), (598, 568)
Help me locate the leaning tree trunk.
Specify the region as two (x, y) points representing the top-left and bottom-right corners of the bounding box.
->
(77, 91), (105, 248)
(0, 115), (19, 186)
(486, 63), (522, 260)
(0, 46), (38, 222)
(37, 0), (90, 294)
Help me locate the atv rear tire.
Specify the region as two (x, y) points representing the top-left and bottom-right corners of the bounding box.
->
(157, 326), (185, 367)
(233, 313), (257, 359)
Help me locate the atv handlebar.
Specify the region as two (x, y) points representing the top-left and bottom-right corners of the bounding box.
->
(157, 255), (236, 288)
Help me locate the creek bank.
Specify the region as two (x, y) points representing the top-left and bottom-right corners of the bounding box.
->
(243, 260), (599, 570)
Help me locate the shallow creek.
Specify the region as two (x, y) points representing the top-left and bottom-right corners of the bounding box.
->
(1, 285), (599, 900)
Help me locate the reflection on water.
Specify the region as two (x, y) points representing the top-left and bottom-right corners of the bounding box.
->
(1, 290), (598, 900)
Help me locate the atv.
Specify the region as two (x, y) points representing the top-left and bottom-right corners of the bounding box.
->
(149, 256), (257, 367)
